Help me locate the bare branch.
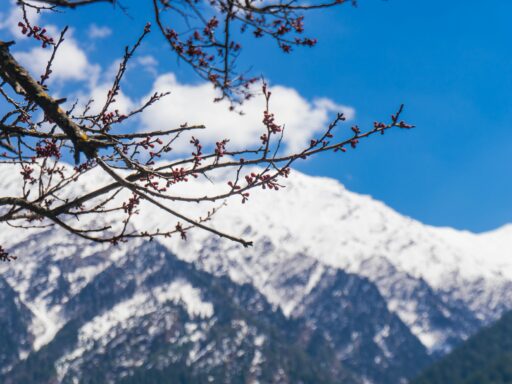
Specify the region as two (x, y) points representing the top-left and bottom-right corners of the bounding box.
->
(0, 0), (414, 260)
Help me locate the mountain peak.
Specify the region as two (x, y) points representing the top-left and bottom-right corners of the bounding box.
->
(1, 165), (512, 383)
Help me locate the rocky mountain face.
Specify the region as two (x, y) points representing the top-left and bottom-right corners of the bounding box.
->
(0, 238), (427, 384)
(1, 166), (511, 383)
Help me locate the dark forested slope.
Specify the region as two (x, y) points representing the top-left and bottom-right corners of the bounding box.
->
(413, 310), (512, 384)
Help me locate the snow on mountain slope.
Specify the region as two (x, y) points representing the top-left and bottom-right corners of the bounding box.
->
(3, 241), (366, 384)
(1, 162), (512, 358)
(146, 167), (512, 353)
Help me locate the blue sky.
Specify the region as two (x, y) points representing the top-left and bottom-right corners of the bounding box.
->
(1, 0), (511, 232)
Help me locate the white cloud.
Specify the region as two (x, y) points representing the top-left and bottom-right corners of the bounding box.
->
(0, 0), (41, 38)
(137, 55), (158, 67)
(14, 27), (100, 86)
(1, 0), (354, 154)
(136, 55), (158, 76)
(139, 73), (355, 154)
(80, 83), (135, 115)
(104, 55), (159, 79)
(87, 24), (112, 39)
(0, 2), (99, 86)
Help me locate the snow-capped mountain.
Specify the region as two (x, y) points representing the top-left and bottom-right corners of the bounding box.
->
(1, 164), (511, 383)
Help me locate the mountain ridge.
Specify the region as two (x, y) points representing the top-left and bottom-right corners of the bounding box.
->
(1, 164), (511, 382)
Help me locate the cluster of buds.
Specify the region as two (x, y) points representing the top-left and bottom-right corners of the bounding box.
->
(20, 165), (35, 182)
(167, 30), (261, 101)
(227, 180), (241, 190)
(333, 145), (347, 153)
(156, 0), (329, 101)
(0, 246), (16, 262)
(391, 110), (415, 129)
(190, 136), (203, 166)
(18, 22), (54, 48)
(122, 194), (140, 215)
(138, 136), (158, 150)
(35, 139), (61, 159)
(241, 192), (250, 204)
(175, 222), (187, 240)
(101, 109), (127, 126)
(278, 167), (291, 178)
(165, 26), (216, 68)
(244, 172), (258, 185)
(244, 171), (285, 191)
(143, 175), (167, 193)
(397, 121), (414, 129)
(215, 139), (229, 157)
(259, 174), (281, 190)
(263, 111), (283, 134)
(227, 179), (250, 203)
(374, 121), (387, 130)
(74, 160), (93, 173)
(244, 13), (317, 54)
(166, 168), (190, 186)
(203, 16), (219, 38)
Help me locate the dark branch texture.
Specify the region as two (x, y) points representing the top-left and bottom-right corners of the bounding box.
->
(0, 0), (414, 260)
